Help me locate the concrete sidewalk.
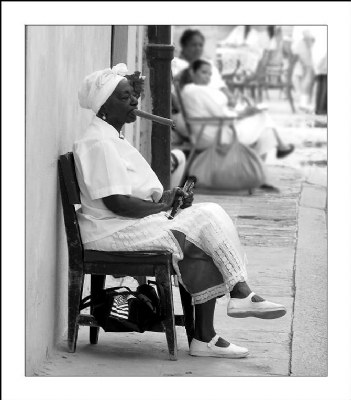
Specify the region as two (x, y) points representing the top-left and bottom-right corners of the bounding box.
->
(35, 162), (327, 377)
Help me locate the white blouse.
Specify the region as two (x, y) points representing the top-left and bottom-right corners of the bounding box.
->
(73, 116), (163, 244)
(181, 83), (237, 149)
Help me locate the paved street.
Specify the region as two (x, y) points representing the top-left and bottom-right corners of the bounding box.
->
(36, 93), (327, 377)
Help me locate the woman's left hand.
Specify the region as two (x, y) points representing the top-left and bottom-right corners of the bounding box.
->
(180, 190), (194, 209)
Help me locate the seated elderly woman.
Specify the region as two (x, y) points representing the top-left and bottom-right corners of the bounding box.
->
(73, 63), (286, 359)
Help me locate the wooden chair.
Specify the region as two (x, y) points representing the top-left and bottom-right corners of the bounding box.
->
(58, 152), (195, 361)
(222, 51), (298, 113)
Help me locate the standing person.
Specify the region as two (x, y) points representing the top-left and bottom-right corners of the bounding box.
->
(311, 26), (327, 115)
(74, 62), (287, 359)
(291, 26), (327, 113)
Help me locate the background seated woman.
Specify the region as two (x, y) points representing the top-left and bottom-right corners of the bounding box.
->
(182, 59), (294, 162)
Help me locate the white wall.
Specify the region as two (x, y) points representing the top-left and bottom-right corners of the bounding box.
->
(25, 25), (111, 375)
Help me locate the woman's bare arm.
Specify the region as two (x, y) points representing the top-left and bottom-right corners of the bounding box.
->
(102, 188), (182, 218)
(102, 195), (169, 218)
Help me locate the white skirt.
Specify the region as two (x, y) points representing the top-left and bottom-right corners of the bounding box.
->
(85, 202), (248, 304)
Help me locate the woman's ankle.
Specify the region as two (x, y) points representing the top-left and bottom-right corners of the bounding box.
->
(193, 330), (216, 343)
(193, 332), (230, 348)
(230, 281), (251, 298)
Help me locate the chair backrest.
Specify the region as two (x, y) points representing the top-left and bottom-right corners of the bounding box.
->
(174, 81), (194, 139)
(264, 48), (298, 86)
(58, 152), (84, 269)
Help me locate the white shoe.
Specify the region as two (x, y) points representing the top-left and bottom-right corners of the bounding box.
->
(189, 335), (249, 359)
(227, 292), (286, 319)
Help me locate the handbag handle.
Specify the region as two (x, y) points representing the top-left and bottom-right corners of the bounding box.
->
(215, 122), (238, 154)
(147, 280), (166, 319)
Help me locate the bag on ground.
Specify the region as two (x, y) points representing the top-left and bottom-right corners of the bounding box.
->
(189, 124), (267, 190)
(80, 281), (165, 333)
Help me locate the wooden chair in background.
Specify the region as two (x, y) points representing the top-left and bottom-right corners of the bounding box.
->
(222, 51), (298, 113)
(58, 152), (195, 361)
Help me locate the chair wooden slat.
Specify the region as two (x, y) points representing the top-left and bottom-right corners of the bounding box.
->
(84, 249), (172, 264)
(59, 153), (81, 205)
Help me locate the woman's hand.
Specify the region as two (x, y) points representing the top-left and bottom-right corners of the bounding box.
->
(180, 190), (194, 209)
(221, 87), (237, 108)
(159, 187), (183, 210)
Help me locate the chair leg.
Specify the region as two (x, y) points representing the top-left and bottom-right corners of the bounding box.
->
(155, 265), (177, 361)
(90, 275), (106, 345)
(68, 269), (84, 353)
(250, 87), (256, 100)
(179, 283), (195, 347)
(287, 87), (296, 113)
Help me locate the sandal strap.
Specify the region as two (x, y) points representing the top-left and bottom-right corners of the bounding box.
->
(207, 334), (220, 348)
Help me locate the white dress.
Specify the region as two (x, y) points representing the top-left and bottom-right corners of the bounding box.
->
(181, 83), (277, 156)
(74, 116), (248, 305)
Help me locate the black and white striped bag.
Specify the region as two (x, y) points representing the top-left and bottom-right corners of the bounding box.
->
(80, 283), (164, 333)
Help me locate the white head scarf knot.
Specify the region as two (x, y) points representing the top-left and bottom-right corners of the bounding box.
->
(78, 63), (129, 114)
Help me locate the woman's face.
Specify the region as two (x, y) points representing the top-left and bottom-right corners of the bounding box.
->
(182, 34), (205, 62)
(193, 63), (212, 85)
(102, 79), (138, 125)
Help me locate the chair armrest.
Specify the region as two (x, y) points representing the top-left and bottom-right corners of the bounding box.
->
(235, 107), (264, 119)
(186, 116), (236, 126)
(185, 109), (263, 124)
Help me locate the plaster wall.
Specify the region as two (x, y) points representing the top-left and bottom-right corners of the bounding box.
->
(25, 25), (112, 375)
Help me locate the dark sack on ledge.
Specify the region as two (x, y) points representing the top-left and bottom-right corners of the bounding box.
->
(80, 281), (165, 333)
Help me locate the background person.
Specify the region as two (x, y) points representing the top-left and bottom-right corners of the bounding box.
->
(182, 59), (294, 160)
(291, 26), (327, 113)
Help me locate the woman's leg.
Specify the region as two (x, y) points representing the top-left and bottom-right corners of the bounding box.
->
(174, 230), (264, 346)
(300, 66), (315, 107)
(241, 112), (293, 160)
(170, 149), (186, 187)
(194, 298), (234, 348)
(194, 298), (216, 342)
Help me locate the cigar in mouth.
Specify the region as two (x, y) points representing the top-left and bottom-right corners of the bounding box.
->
(133, 109), (175, 128)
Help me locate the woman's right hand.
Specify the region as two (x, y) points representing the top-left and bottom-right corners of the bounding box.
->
(159, 187), (183, 210)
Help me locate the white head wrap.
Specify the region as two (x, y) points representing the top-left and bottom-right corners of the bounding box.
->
(78, 63), (129, 114)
